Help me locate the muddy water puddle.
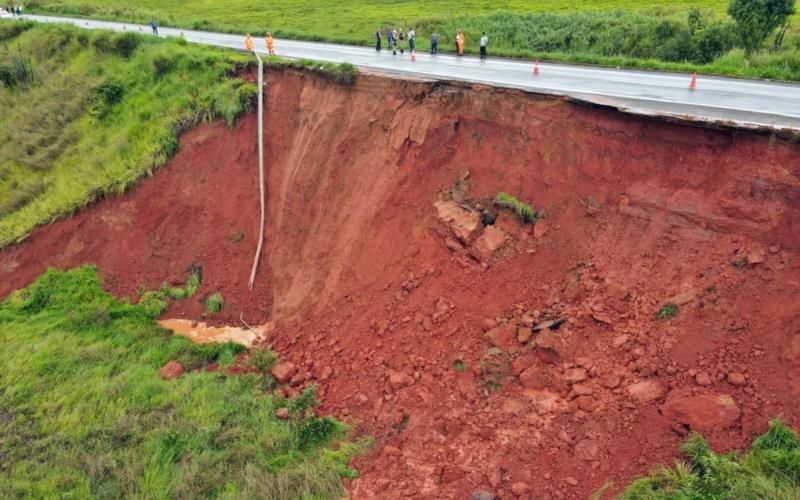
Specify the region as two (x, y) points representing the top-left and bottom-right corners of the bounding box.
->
(158, 319), (272, 347)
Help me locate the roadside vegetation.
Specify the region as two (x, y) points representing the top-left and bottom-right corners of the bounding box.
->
(0, 22), (257, 248)
(618, 420), (800, 498)
(0, 266), (365, 498)
(24, 0), (800, 80)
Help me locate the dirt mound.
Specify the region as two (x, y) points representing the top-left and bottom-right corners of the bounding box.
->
(2, 68), (800, 498)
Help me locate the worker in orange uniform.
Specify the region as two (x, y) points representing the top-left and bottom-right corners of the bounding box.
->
(245, 34), (254, 52)
(456, 31), (465, 56)
(266, 33), (275, 56)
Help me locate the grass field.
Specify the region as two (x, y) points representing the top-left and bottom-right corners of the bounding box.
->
(25, 1), (729, 42)
(0, 266), (366, 497)
(23, 0), (800, 81)
(618, 420), (800, 498)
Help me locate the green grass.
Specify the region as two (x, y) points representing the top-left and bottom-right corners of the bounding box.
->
(656, 303), (679, 319)
(0, 266), (367, 498)
(0, 22), (257, 248)
(494, 192), (537, 224)
(619, 420), (800, 498)
(204, 292), (225, 314)
(23, 0), (800, 80)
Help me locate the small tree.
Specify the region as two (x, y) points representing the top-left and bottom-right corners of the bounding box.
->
(728, 0), (796, 53)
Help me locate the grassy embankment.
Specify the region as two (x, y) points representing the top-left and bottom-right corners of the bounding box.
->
(617, 420), (800, 498)
(0, 21), (355, 248)
(0, 266), (367, 498)
(23, 0), (800, 80)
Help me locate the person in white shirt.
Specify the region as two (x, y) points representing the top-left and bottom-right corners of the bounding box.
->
(408, 28), (416, 53)
(480, 32), (488, 60)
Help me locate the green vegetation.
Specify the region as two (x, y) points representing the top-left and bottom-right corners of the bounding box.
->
(494, 192), (537, 224)
(0, 22), (257, 248)
(0, 266), (366, 498)
(656, 303), (679, 319)
(137, 267), (202, 318)
(619, 420), (800, 498)
(204, 292), (225, 314)
(24, 0), (800, 80)
(729, 0), (796, 53)
(452, 359), (466, 372)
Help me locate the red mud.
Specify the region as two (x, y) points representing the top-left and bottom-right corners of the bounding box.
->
(2, 68), (800, 498)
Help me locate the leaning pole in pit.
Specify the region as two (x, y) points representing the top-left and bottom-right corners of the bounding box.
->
(249, 50), (265, 290)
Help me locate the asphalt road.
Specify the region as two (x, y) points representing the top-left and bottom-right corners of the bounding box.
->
(23, 14), (800, 131)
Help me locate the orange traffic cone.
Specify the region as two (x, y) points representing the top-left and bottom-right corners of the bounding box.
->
(689, 72), (697, 90)
(411, 53), (416, 62)
(533, 60), (540, 76)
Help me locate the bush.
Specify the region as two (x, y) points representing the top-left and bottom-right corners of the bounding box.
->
(0, 20), (35, 42)
(89, 79), (125, 116)
(656, 303), (679, 319)
(0, 50), (34, 88)
(249, 346), (278, 374)
(113, 31), (141, 58)
(151, 53), (175, 78)
(729, 0), (796, 54)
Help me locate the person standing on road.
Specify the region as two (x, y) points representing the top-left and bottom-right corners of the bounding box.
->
(408, 27), (416, 53)
(456, 31), (465, 56)
(397, 28), (405, 55)
(375, 28), (382, 52)
(244, 34), (254, 52)
(150, 19), (158, 36)
(265, 33), (275, 55)
(388, 28), (396, 55)
(479, 32), (488, 59)
(430, 31), (440, 54)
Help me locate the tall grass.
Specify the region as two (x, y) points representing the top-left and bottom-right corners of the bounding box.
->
(619, 420), (800, 498)
(0, 266), (367, 498)
(0, 22), (257, 248)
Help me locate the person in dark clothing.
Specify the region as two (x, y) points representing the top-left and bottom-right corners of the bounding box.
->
(375, 29), (382, 51)
(431, 31), (440, 54)
(150, 19), (158, 35)
(387, 28), (396, 55)
(479, 32), (488, 59)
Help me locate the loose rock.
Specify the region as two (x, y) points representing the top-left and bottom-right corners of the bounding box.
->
(158, 360), (184, 380)
(660, 390), (741, 431)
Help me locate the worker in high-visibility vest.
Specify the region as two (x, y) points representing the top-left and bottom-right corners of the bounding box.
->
(245, 34), (254, 52)
(266, 33), (275, 56)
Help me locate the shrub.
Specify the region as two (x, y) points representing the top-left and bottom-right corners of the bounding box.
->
(288, 385), (320, 417)
(494, 192), (537, 224)
(249, 346), (278, 374)
(151, 53), (175, 78)
(729, 0), (796, 54)
(0, 20), (35, 41)
(89, 79), (125, 116)
(297, 416), (338, 450)
(0, 50), (34, 88)
(113, 31), (141, 58)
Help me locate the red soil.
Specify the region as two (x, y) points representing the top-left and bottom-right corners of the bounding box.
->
(2, 68), (800, 498)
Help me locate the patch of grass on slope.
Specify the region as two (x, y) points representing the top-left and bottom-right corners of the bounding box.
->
(618, 420), (800, 499)
(0, 266), (367, 498)
(0, 21), (257, 247)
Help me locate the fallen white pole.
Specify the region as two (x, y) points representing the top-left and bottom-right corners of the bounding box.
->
(248, 51), (265, 290)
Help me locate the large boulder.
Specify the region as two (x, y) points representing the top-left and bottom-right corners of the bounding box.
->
(434, 200), (482, 243)
(660, 390), (741, 432)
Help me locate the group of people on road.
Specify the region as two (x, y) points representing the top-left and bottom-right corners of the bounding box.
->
(244, 33), (275, 55)
(5, 4), (22, 16)
(375, 27), (417, 56)
(375, 28), (489, 59)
